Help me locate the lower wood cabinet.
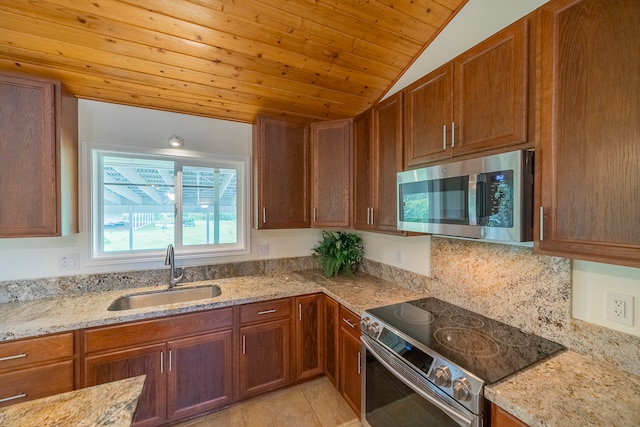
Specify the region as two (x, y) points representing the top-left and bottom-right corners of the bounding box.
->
(323, 296), (340, 387)
(82, 308), (233, 426)
(295, 294), (323, 380)
(238, 298), (291, 399)
(0, 332), (75, 407)
(491, 402), (529, 427)
(338, 305), (362, 418)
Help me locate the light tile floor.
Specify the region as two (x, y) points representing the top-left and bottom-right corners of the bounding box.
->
(172, 377), (361, 427)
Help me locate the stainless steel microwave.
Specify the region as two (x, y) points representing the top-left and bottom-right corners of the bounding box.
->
(397, 150), (534, 242)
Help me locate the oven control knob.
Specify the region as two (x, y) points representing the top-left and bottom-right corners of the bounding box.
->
(433, 366), (452, 387)
(370, 322), (380, 335)
(361, 317), (371, 331)
(452, 378), (472, 401)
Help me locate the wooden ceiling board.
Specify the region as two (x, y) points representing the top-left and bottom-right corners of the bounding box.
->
(0, 0), (467, 122)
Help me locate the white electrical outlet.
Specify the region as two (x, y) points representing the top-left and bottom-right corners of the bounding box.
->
(58, 254), (80, 271)
(257, 243), (269, 257)
(606, 292), (634, 326)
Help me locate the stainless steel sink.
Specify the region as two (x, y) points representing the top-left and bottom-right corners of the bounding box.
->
(107, 284), (222, 311)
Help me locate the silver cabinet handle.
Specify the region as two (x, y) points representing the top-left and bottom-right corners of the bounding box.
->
(357, 351), (361, 374)
(242, 335), (246, 354)
(370, 208), (374, 225)
(443, 124), (447, 150)
(342, 318), (356, 329)
(451, 121), (455, 148)
(366, 207), (370, 225)
(539, 206), (545, 241)
(262, 207), (266, 224)
(160, 351), (164, 374)
(169, 350), (172, 372)
(257, 309), (276, 315)
(298, 304), (302, 321)
(0, 393), (26, 404)
(0, 353), (27, 362)
(313, 207), (317, 223)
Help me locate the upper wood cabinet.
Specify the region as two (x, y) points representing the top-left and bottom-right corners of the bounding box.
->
(310, 119), (352, 228)
(535, 0), (640, 267)
(0, 72), (78, 237)
(253, 116), (310, 229)
(403, 18), (531, 168)
(353, 93), (404, 234)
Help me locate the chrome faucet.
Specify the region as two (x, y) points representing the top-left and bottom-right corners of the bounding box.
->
(164, 244), (184, 289)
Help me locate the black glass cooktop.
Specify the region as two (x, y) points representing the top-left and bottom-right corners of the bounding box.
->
(366, 297), (564, 384)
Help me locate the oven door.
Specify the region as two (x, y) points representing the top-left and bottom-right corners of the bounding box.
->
(362, 336), (482, 427)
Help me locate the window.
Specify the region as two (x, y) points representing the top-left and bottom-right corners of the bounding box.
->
(85, 143), (249, 264)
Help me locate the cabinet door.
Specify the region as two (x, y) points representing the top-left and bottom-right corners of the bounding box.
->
(311, 119), (352, 228)
(254, 116), (310, 229)
(295, 294), (323, 380)
(403, 63), (454, 167)
(0, 361), (73, 407)
(536, 0), (640, 267)
(339, 326), (362, 418)
(84, 344), (166, 427)
(323, 296), (339, 387)
(0, 74), (57, 236)
(167, 331), (233, 421)
(352, 109), (375, 230)
(373, 92), (403, 233)
(490, 402), (529, 427)
(453, 19), (529, 155)
(239, 319), (291, 398)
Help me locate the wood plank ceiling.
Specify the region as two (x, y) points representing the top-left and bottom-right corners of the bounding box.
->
(0, 0), (467, 123)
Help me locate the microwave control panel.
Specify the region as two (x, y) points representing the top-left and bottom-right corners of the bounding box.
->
(481, 170), (513, 228)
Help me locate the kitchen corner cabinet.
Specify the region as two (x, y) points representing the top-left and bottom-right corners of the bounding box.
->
(82, 309), (233, 426)
(338, 305), (362, 417)
(535, 0), (640, 267)
(0, 332), (75, 407)
(239, 298), (291, 398)
(353, 92), (404, 234)
(0, 71), (78, 237)
(490, 402), (529, 427)
(253, 115), (310, 229)
(403, 18), (530, 167)
(310, 119), (352, 228)
(294, 294), (323, 380)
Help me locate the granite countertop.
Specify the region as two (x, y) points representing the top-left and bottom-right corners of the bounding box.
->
(0, 376), (145, 427)
(485, 351), (640, 427)
(1, 270), (638, 427)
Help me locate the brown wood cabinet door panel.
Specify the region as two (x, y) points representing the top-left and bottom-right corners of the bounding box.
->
(84, 308), (233, 353)
(0, 332), (73, 373)
(490, 402), (529, 427)
(323, 296), (339, 387)
(0, 75), (57, 236)
(295, 294), (323, 380)
(536, 0), (640, 267)
(404, 63), (454, 167)
(0, 360), (73, 407)
(339, 326), (361, 418)
(255, 116), (310, 229)
(373, 93), (403, 233)
(454, 19), (529, 155)
(311, 119), (352, 228)
(167, 331), (233, 421)
(239, 318), (291, 398)
(352, 109), (375, 230)
(84, 344), (166, 427)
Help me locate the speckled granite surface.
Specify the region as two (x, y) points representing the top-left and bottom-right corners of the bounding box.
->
(485, 351), (640, 427)
(0, 376), (144, 427)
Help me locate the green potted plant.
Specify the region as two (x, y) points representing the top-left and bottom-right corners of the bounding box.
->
(312, 231), (364, 278)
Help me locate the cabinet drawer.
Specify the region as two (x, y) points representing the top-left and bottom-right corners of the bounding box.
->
(0, 360), (74, 407)
(240, 298), (291, 324)
(0, 333), (73, 373)
(85, 308), (233, 354)
(339, 306), (360, 339)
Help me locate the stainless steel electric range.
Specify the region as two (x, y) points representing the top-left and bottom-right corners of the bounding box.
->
(360, 297), (564, 427)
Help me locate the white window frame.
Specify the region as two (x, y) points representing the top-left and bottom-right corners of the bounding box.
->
(81, 141), (250, 266)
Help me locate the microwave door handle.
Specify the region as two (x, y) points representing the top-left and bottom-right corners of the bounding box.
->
(468, 174), (478, 226)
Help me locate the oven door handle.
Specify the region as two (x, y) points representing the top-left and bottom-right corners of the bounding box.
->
(362, 336), (475, 427)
